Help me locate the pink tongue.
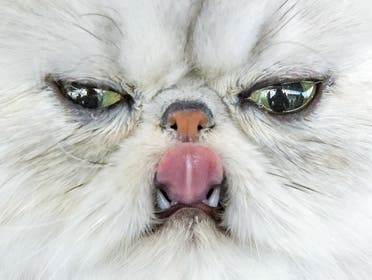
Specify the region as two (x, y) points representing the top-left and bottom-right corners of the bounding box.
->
(156, 143), (223, 204)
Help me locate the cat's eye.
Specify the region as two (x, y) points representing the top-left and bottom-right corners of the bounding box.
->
(56, 81), (132, 109)
(239, 81), (320, 114)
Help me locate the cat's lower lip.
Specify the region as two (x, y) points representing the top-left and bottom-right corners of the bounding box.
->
(156, 202), (223, 223)
(155, 186), (222, 210)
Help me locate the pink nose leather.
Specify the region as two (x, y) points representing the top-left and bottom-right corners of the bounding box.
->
(156, 143), (223, 204)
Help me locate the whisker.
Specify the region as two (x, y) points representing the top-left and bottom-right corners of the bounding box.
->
(80, 13), (124, 37)
(56, 141), (110, 168)
(268, 171), (322, 194)
(288, 181), (322, 194)
(65, 183), (85, 194)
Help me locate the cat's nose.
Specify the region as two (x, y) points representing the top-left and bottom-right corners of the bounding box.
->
(156, 143), (223, 206)
(162, 102), (214, 142)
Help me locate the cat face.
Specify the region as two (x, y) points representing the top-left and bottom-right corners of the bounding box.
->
(0, 0), (372, 278)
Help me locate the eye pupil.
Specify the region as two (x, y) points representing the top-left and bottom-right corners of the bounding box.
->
(268, 87), (289, 113)
(241, 81), (319, 114)
(68, 87), (99, 109)
(78, 91), (99, 109)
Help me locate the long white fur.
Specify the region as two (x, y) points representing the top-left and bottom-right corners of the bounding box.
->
(0, 0), (372, 279)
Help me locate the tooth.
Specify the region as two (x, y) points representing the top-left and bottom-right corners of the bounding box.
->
(207, 187), (221, 208)
(156, 189), (170, 210)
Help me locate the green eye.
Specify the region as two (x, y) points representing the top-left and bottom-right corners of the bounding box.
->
(57, 81), (128, 109)
(242, 81), (319, 114)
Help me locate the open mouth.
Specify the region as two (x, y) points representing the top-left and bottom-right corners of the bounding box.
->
(155, 184), (226, 223)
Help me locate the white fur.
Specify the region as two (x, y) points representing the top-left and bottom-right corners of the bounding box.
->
(1, 0), (372, 279)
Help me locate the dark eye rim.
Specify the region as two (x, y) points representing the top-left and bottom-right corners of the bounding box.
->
(49, 77), (134, 110)
(237, 78), (327, 114)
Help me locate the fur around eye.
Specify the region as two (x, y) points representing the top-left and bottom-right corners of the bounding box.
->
(239, 81), (321, 114)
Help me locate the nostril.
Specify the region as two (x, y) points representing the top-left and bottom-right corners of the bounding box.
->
(170, 123), (178, 130)
(197, 124), (204, 131)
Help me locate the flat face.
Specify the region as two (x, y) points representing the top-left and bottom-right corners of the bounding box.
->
(0, 0), (372, 279)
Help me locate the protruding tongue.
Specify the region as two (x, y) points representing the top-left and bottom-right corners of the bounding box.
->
(156, 143), (223, 204)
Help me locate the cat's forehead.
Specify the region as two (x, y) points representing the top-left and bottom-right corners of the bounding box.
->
(1, 0), (370, 88)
